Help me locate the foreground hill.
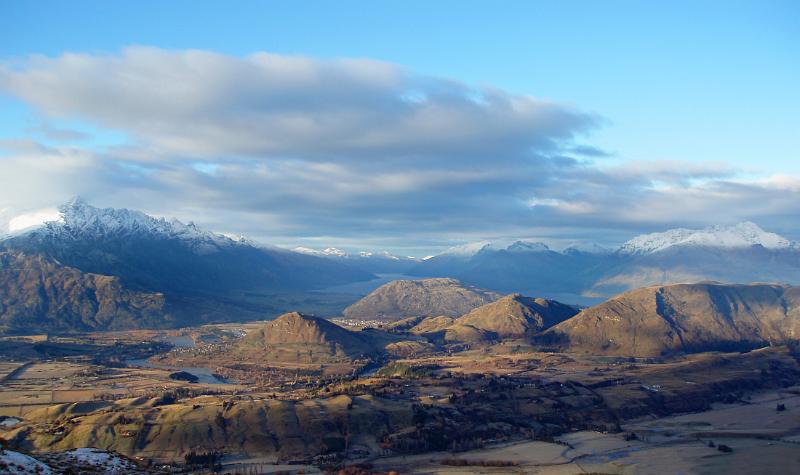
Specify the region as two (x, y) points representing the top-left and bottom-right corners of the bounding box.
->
(342, 278), (500, 321)
(544, 282), (800, 356)
(456, 294), (579, 338)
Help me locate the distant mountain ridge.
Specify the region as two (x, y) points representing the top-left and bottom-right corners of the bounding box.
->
(618, 222), (795, 255)
(407, 222), (800, 303)
(292, 246), (421, 273)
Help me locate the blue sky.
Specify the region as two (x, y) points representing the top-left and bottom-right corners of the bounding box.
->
(1, 1), (799, 253)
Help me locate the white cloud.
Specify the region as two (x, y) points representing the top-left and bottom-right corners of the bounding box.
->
(8, 208), (61, 232)
(0, 48), (798, 250)
(0, 47), (596, 161)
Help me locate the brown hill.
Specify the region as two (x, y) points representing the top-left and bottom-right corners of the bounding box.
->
(544, 282), (800, 357)
(0, 251), (171, 333)
(409, 316), (456, 334)
(343, 278), (500, 321)
(456, 293), (579, 338)
(237, 312), (375, 362)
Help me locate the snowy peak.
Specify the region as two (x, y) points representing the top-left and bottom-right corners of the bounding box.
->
(293, 247), (414, 261)
(619, 222), (794, 255)
(32, 198), (245, 254)
(293, 246), (348, 257)
(439, 240), (552, 258)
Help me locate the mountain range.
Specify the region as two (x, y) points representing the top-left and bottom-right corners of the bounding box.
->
(251, 281), (800, 358)
(0, 198), (374, 333)
(3, 198), (800, 335)
(340, 279), (800, 356)
(405, 222), (800, 304)
(292, 246), (421, 274)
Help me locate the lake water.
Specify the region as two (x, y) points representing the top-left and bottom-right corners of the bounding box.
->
(125, 334), (233, 385)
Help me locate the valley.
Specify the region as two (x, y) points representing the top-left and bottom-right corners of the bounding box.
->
(1, 305), (799, 473)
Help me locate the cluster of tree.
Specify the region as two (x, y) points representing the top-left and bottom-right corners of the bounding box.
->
(183, 450), (222, 471)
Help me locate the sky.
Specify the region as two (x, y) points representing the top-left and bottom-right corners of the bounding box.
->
(0, 1), (798, 255)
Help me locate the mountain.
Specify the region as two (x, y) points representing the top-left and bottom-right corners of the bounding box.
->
(342, 278), (500, 321)
(0, 199), (374, 333)
(455, 294), (579, 338)
(543, 282), (800, 357)
(409, 223), (800, 304)
(592, 223), (800, 296)
(618, 222), (794, 255)
(409, 241), (613, 304)
(293, 246), (420, 273)
(1, 198), (373, 294)
(0, 251), (171, 333)
(236, 312), (375, 362)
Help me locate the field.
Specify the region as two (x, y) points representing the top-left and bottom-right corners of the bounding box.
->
(0, 326), (799, 474)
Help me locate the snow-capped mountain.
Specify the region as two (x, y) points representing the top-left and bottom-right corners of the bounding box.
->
(25, 197), (252, 255)
(291, 246), (419, 273)
(439, 241), (494, 257)
(293, 246), (348, 257)
(438, 240), (552, 258)
(0, 199), (375, 333)
(411, 222), (800, 305)
(619, 222), (794, 255)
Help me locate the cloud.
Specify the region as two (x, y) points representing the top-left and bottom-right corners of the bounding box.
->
(0, 47), (798, 252)
(0, 47), (596, 162)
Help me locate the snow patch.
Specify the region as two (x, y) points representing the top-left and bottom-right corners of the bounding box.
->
(62, 448), (137, 473)
(0, 416), (22, 428)
(0, 450), (53, 474)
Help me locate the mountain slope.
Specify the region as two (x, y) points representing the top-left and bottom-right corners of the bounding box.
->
(456, 294), (579, 338)
(0, 251), (171, 333)
(342, 278), (500, 321)
(544, 282), (800, 356)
